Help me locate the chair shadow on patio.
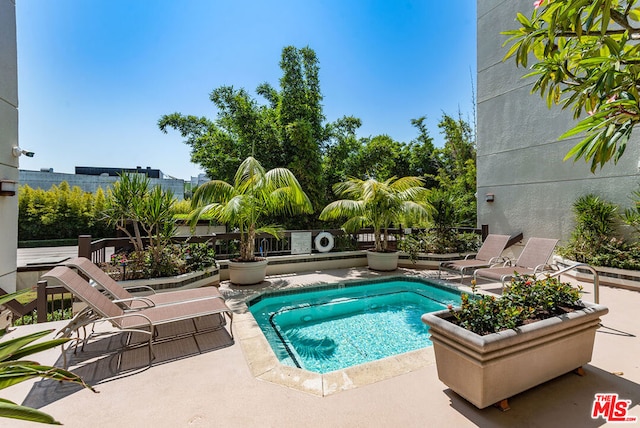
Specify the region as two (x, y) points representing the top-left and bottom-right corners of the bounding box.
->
(20, 314), (234, 410)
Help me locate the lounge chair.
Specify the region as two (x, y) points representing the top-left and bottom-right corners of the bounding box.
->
(473, 237), (559, 287)
(438, 234), (510, 282)
(63, 257), (223, 309)
(42, 266), (233, 367)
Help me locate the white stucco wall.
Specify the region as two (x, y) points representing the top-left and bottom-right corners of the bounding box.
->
(477, 0), (640, 243)
(0, 0), (18, 292)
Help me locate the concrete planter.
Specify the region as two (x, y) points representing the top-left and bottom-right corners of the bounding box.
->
(118, 265), (220, 292)
(421, 302), (608, 409)
(366, 250), (399, 271)
(398, 252), (467, 269)
(228, 259), (268, 285)
(554, 256), (640, 292)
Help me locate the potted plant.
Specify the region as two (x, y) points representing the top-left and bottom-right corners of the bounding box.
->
(421, 275), (608, 410)
(319, 176), (430, 271)
(189, 156), (312, 285)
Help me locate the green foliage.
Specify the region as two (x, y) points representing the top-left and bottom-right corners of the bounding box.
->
(399, 230), (480, 261)
(172, 199), (192, 215)
(433, 113), (477, 226)
(107, 242), (217, 280)
(14, 308), (74, 326)
(503, 0), (640, 171)
(557, 194), (619, 263)
(587, 238), (640, 270)
(0, 292), (95, 424)
(103, 174), (177, 269)
(320, 176), (430, 252)
(622, 187), (640, 236)
(557, 192), (640, 269)
(332, 233), (359, 251)
(18, 183), (113, 241)
(450, 275), (583, 336)
(189, 156), (312, 261)
(160, 45), (326, 225)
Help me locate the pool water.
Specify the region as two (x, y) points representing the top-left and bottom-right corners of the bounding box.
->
(248, 278), (464, 374)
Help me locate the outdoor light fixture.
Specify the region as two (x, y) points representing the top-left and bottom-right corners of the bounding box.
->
(485, 193), (495, 202)
(12, 146), (35, 158)
(0, 180), (17, 196)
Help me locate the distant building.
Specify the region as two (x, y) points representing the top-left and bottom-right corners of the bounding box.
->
(19, 166), (185, 199)
(190, 173), (210, 188)
(75, 166), (163, 179)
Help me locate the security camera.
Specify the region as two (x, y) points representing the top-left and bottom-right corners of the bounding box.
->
(12, 146), (35, 158)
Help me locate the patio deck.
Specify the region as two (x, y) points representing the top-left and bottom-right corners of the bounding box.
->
(3, 267), (639, 427)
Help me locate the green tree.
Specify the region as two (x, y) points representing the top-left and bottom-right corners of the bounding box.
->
(403, 116), (440, 187)
(104, 174), (150, 254)
(159, 46), (327, 218)
(503, 0), (640, 171)
(18, 183), (112, 241)
(323, 116), (363, 198)
(189, 156), (313, 261)
(434, 113), (477, 226)
(319, 176), (431, 252)
(343, 135), (406, 181)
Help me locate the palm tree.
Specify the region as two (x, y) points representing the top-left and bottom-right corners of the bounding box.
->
(319, 176), (431, 252)
(189, 156), (313, 261)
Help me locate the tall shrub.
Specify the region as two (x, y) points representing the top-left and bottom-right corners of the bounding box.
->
(18, 182), (113, 241)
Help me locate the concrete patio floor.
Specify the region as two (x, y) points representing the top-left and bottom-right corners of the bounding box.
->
(3, 267), (639, 427)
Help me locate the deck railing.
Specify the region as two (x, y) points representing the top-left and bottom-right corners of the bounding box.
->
(16, 225), (486, 324)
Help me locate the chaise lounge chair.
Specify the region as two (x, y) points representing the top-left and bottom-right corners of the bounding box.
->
(438, 234), (510, 282)
(63, 257), (223, 309)
(473, 237), (559, 287)
(42, 266), (233, 368)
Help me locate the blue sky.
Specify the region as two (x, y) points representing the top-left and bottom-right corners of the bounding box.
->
(16, 0), (477, 180)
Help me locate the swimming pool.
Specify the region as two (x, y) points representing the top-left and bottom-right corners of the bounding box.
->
(248, 277), (464, 374)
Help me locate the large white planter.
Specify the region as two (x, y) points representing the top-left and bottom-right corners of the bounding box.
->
(228, 259), (268, 285)
(366, 250), (399, 271)
(421, 302), (608, 409)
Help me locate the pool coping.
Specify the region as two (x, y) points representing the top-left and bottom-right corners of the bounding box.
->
(220, 270), (477, 397)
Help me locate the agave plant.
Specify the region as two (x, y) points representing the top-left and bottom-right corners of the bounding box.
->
(319, 176), (431, 252)
(0, 291), (95, 424)
(189, 156), (313, 261)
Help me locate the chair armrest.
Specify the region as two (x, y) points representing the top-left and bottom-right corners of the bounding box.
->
(101, 312), (154, 333)
(113, 297), (156, 309)
(463, 254), (477, 260)
(122, 285), (157, 294)
(533, 263), (558, 275)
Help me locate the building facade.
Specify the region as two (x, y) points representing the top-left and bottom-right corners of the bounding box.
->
(19, 167), (185, 199)
(0, 0), (18, 292)
(477, 0), (640, 243)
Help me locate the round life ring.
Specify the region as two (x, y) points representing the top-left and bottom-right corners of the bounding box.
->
(314, 232), (334, 253)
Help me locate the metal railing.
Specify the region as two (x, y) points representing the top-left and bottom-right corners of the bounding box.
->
(546, 262), (600, 304)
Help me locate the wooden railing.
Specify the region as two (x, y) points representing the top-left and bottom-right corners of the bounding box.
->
(79, 226), (487, 263)
(1, 282), (71, 324)
(14, 225), (488, 324)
